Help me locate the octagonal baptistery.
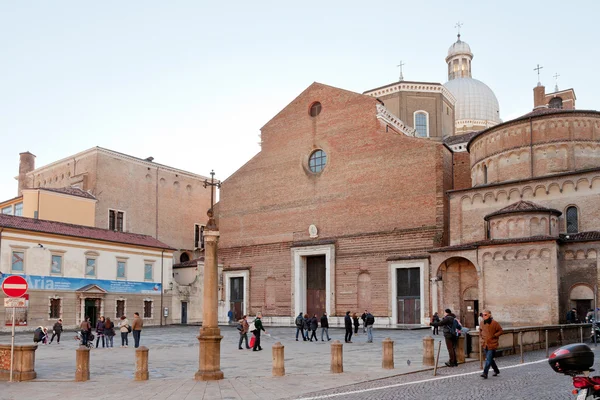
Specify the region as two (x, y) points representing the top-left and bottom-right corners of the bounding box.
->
(467, 109), (600, 186)
(484, 200), (561, 240)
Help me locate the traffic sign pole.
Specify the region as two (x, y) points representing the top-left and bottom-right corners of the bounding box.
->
(10, 307), (15, 383)
(2, 275), (28, 383)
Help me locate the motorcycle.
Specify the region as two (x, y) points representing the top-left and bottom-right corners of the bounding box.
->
(591, 324), (600, 343)
(549, 343), (600, 399)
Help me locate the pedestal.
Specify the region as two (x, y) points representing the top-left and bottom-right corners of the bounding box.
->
(423, 336), (434, 366)
(456, 336), (465, 364)
(330, 340), (343, 373)
(75, 346), (90, 382)
(195, 327), (224, 381)
(272, 342), (285, 377)
(134, 346), (149, 381)
(382, 338), (394, 369)
(0, 344), (37, 381)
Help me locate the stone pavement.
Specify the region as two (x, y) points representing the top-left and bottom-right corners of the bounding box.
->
(0, 325), (452, 399)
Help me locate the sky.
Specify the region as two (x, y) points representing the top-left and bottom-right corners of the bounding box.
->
(1, 1), (599, 201)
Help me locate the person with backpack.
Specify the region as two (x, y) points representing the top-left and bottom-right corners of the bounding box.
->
(80, 317), (91, 346)
(365, 311), (375, 343)
(430, 308), (459, 367)
(295, 312), (306, 341)
(118, 315), (130, 347)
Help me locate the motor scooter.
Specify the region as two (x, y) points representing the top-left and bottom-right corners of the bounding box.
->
(549, 343), (600, 399)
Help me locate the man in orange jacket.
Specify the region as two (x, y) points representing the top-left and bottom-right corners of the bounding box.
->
(480, 309), (504, 379)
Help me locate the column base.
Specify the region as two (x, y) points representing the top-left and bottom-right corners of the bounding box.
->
(195, 330), (224, 381)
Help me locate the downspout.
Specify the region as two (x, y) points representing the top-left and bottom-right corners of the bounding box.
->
(160, 249), (165, 327)
(36, 189), (40, 219)
(155, 167), (159, 239)
(529, 117), (534, 178)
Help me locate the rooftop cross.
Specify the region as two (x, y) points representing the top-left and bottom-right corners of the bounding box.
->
(534, 64), (544, 87)
(203, 170), (221, 230)
(553, 72), (560, 92)
(397, 60), (405, 81)
(455, 22), (463, 39)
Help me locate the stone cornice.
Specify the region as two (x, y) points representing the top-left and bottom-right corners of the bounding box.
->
(376, 104), (417, 137)
(365, 82), (457, 105)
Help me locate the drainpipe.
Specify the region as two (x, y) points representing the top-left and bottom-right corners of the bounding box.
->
(160, 249), (165, 327)
(155, 167), (159, 239)
(529, 117), (534, 178)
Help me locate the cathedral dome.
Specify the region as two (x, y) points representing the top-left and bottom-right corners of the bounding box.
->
(444, 77), (501, 123)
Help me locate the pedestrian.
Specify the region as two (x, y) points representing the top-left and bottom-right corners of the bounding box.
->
(303, 313), (310, 340)
(478, 312), (484, 328)
(132, 312), (143, 348)
(252, 313), (266, 351)
(430, 308), (458, 367)
(352, 312), (360, 334)
(118, 315), (130, 347)
(238, 315), (251, 350)
(586, 309), (595, 323)
(566, 307), (579, 324)
(320, 312), (331, 341)
(431, 312), (440, 335)
(295, 312), (306, 341)
(95, 316), (105, 348)
(344, 311), (353, 343)
(365, 310), (375, 343)
(228, 309), (234, 325)
(361, 310), (367, 333)
(49, 319), (63, 344)
(80, 316), (91, 346)
(309, 314), (318, 342)
(104, 317), (115, 348)
(480, 309), (504, 379)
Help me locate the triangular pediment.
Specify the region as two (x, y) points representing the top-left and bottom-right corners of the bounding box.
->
(76, 284), (107, 293)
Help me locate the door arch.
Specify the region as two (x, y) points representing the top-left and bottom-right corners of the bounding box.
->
(434, 257), (478, 327)
(569, 284), (593, 322)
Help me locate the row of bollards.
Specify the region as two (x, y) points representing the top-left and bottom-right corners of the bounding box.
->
(75, 346), (149, 382)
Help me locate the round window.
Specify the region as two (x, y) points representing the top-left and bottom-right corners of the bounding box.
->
(309, 102), (322, 117)
(309, 150), (327, 173)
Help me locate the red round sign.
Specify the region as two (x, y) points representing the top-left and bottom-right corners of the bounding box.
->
(2, 275), (28, 298)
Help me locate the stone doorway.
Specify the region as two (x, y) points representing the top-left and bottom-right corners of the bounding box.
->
(435, 257), (478, 324)
(570, 284), (594, 322)
(396, 267), (420, 324)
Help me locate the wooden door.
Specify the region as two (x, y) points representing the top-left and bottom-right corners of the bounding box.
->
(396, 268), (420, 324)
(230, 277), (244, 321)
(181, 302), (188, 324)
(306, 256), (326, 317)
(463, 300), (476, 329)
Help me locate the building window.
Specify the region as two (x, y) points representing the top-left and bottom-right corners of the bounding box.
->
(11, 251), (24, 272)
(194, 224), (205, 249)
(50, 255), (63, 275)
(549, 97), (563, 109)
(144, 300), (153, 318)
(116, 261), (126, 279)
(108, 209), (125, 232)
(414, 111), (429, 137)
(14, 203), (23, 216)
(116, 300), (125, 318)
(483, 165), (488, 184)
(308, 149), (327, 173)
(85, 258), (97, 277)
(49, 298), (61, 319)
(144, 263), (153, 281)
(1, 205), (13, 215)
(309, 102), (322, 117)
(566, 206), (578, 234)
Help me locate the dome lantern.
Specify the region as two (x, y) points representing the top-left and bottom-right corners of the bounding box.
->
(446, 34), (473, 80)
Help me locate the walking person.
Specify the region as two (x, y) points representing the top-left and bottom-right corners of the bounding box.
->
(80, 316), (91, 346)
(365, 310), (375, 343)
(352, 312), (360, 334)
(320, 312), (331, 341)
(295, 312), (306, 341)
(132, 312), (143, 348)
(228, 309), (234, 325)
(309, 314), (318, 342)
(49, 319), (63, 344)
(104, 317), (115, 348)
(303, 313), (310, 341)
(344, 311), (353, 343)
(238, 315), (251, 350)
(431, 312), (440, 335)
(118, 315), (130, 347)
(252, 313), (266, 351)
(361, 310), (367, 333)
(431, 308), (458, 367)
(95, 316), (105, 348)
(566, 307), (579, 324)
(480, 309), (504, 379)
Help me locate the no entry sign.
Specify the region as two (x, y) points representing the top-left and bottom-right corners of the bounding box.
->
(2, 275), (28, 298)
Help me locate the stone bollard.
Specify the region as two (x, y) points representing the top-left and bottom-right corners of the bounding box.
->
(134, 346), (149, 381)
(456, 336), (465, 364)
(75, 346), (90, 382)
(382, 338), (394, 369)
(272, 342), (285, 377)
(330, 340), (343, 373)
(423, 336), (435, 366)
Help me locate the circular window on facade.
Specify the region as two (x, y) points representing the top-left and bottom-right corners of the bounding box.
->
(309, 149), (327, 173)
(309, 102), (322, 117)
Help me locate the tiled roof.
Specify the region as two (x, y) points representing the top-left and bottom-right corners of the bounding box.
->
(484, 200), (562, 221)
(0, 214), (174, 250)
(443, 131), (480, 146)
(560, 231), (600, 242)
(429, 235), (558, 253)
(173, 257), (204, 268)
(38, 187), (97, 200)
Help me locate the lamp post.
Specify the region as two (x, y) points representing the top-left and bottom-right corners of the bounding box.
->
(195, 170), (224, 381)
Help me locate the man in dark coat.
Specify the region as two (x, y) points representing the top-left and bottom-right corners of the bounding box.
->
(252, 313), (267, 351)
(49, 319), (63, 344)
(361, 310), (367, 333)
(566, 308), (578, 324)
(431, 308), (458, 367)
(295, 312), (306, 341)
(344, 311), (353, 343)
(309, 314), (319, 342)
(320, 312), (331, 341)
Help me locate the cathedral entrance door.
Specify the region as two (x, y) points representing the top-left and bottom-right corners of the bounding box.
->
(396, 267), (420, 324)
(306, 255), (326, 317)
(229, 277), (244, 321)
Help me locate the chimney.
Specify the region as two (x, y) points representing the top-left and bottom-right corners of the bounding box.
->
(533, 85), (546, 109)
(18, 151), (36, 196)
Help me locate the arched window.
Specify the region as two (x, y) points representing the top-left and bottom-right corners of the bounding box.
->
(566, 206), (578, 234)
(179, 252), (190, 263)
(414, 111), (429, 137)
(483, 164), (488, 184)
(309, 102), (322, 117)
(549, 97), (563, 109)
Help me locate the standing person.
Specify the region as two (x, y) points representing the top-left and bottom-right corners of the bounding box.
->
(49, 319), (63, 344)
(320, 312), (331, 341)
(228, 309), (234, 325)
(587, 309), (595, 323)
(80, 317), (91, 346)
(295, 312), (306, 341)
(480, 309), (504, 379)
(132, 312), (143, 348)
(303, 314), (310, 341)
(95, 316), (105, 348)
(431, 308), (458, 367)
(344, 311), (353, 343)
(104, 317), (115, 348)
(352, 312), (360, 334)
(478, 312), (484, 329)
(118, 315), (130, 347)
(238, 315), (250, 350)
(431, 312), (440, 335)
(361, 310), (367, 333)
(365, 310), (375, 343)
(252, 313), (266, 351)
(309, 314), (318, 342)
(566, 308), (578, 324)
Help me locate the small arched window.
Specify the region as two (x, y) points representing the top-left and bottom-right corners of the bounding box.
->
(309, 102), (322, 117)
(414, 111), (429, 137)
(549, 97), (563, 109)
(566, 206), (578, 234)
(483, 164), (488, 184)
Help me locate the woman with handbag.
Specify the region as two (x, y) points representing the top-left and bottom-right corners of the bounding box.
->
(118, 315), (130, 347)
(104, 317), (116, 348)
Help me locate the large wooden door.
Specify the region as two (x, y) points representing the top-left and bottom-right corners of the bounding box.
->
(306, 256), (326, 317)
(462, 300), (477, 328)
(230, 277), (244, 321)
(396, 268), (420, 324)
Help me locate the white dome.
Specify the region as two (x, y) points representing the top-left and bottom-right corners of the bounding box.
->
(447, 38), (472, 58)
(444, 78), (501, 123)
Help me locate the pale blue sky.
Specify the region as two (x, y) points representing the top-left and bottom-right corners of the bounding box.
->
(1, 1), (598, 201)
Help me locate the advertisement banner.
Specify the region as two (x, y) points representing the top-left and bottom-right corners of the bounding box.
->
(4, 294), (28, 326)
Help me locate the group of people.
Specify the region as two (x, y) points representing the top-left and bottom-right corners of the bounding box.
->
(344, 310), (375, 343)
(236, 313), (267, 351)
(566, 307), (598, 324)
(79, 312), (144, 348)
(33, 319), (65, 345)
(294, 312), (332, 342)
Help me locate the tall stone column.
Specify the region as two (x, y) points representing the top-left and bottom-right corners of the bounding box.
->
(195, 210), (224, 381)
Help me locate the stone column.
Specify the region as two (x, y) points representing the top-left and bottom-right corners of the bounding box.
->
(423, 336), (434, 366)
(134, 346), (149, 381)
(330, 340), (343, 373)
(382, 338), (394, 369)
(272, 342), (285, 377)
(456, 336), (465, 364)
(75, 346), (90, 382)
(195, 215), (224, 381)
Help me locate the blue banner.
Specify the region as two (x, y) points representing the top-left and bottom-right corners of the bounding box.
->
(1, 274), (161, 295)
